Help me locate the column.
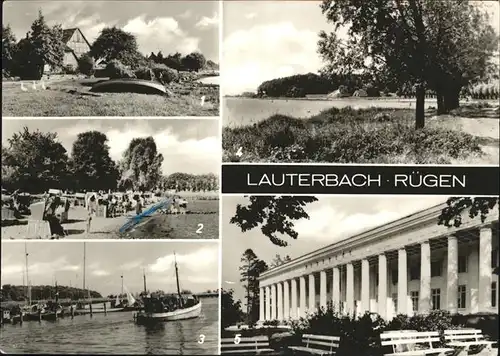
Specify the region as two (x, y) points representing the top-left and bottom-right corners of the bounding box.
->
(299, 276), (306, 317)
(361, 259), (370, 314)
(320, 270), (327, 309)
(271, 284), (277, 320)
(259, 287), (265, 321)
(308, 273), (316, 311)
(332, 267), (340, 309)
(398, 248), (408, 315)
(291, 279), (298, 318)
(419, 241), (431, 314)
(446, 236), (458, 313)
(346, 263), (354, 315)
(265, 286), (271, 321)
(284, 280), (290, 319)
(277, 282), (283, 320)
(479, 227), (492, 310)
(378, 254), (387, 319)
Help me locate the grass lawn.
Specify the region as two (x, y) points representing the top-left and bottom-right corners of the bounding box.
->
(2, 77), (219, 117)
(223, 105), (499, 164)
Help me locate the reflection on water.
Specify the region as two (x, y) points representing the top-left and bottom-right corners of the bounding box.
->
(0, 298), (218, 355)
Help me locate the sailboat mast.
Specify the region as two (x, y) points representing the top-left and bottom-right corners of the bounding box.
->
(143, 268), (147, 293)
(83, 242), (86, 298)
(174, 253), (183, 307)
(25, 243), (31, 305)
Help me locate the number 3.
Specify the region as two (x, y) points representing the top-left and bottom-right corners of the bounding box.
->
(234, 334), (241, 344)
(198, 334), (205, 344)
(196, 223), (204, 234)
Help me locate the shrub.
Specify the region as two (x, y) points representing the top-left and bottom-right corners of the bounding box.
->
(262, 319), (280, 327)
(150, 63), (178, 84)
(77, 53), (94, 76)
(134, 66), (155, 81)
(104, 59), (136, 79)
(62, 64), (76, 74)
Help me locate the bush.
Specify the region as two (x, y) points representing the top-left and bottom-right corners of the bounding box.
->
(62, 64), (76, 74)
(150, 63), (178, 84)
(134, 66), (155, 81)
(78, 53), (94, 76)
(104, 59), (136, 79)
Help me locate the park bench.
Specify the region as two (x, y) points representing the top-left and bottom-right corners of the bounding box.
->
(289, 334), (340, 355)
(444, 329), (496, 354)
(380, 330), (454, 356)
(221, 335), (274, 355)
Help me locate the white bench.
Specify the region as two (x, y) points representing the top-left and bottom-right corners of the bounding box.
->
(380, 330), (454, 356)
(289, 334), (340, 355)
(221, 335), (274, 355)
(444, 329), (496, 353)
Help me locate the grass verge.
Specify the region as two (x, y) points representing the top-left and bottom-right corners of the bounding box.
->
(223, 107), (486, 164)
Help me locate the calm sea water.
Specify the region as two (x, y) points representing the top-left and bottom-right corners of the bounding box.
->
(223, 97), (438, 127)
(0, 298), (218, 355)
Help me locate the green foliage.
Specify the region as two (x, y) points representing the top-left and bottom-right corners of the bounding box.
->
(77, 52), (95, 76)
(134, 66), (155, 81)
(221, 289), (244, 330)
(118, 137), (164, 191)
(1, 284), (102, 302)
(2, 127), (69, 193)
(150, 63), (179, 84)
(91, 27), (144, 68)
(161, 172), (218, 192)
(181, 52), (207, 72)
(438, 197), (499, 228)
(239, 249), (268, 324)
(2, 24), (18, 76)
(230, 196), (319, 246)
(223, 107), (482, 164)
(263, 319), (280, 327)
(104, 59), (136, 79)
(69, 131), (119, 192)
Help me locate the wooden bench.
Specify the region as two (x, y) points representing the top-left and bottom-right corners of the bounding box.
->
(444, 329), (496, 353)
(221, 335), (274, 355)
(380, 331), (454, 356)
(289, 334), (340, 355)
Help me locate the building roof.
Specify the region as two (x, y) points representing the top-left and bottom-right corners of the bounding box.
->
(62, 28), (92, 49)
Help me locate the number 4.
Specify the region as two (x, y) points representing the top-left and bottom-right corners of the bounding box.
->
(236, 147), (243, 157)
(234, 334), (241, 344)
(196, 223), (204, 234)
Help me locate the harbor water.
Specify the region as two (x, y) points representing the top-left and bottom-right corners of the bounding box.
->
(0, 298), (218, 354)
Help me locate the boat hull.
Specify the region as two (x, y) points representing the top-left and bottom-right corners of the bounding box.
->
(136, 301), (201, 323)
(89, 79), (167, 95)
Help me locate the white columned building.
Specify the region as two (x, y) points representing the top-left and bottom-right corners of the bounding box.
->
(258, 203), (499, 321)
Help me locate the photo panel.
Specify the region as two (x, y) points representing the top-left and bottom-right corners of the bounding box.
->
(2, 0), (220, 117)
(1, 118), (220, 240)
(0, 240), (220, 355)
(222, 0), (499, 165)
(220, 195), (499, 354)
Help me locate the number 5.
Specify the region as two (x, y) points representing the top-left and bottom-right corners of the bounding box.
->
(196, 223), (204, 234)
(234, 334), (241, 344)
(198, 334), (205, 344)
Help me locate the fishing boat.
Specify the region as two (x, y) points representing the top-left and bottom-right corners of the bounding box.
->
(134, 254), (201, 324)
(89, 78), (167, 95)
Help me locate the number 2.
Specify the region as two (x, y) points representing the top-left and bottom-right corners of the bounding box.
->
(198, 334), (205, 344)
(234, 334), (241, 344)
(196, 223), (204, 234)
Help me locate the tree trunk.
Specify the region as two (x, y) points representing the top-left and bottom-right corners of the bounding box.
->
(437, 90), (445, 115)
(444, 86), (461, 112)
(415, 85), (426, 129)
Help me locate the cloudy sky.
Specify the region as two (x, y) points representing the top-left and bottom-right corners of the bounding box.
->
(222, 0), (500, 95)
(2, 119), (220, 175)
(1, 241), (219, 296)
(222, 195), (447, 305)
(3, 0), (219, 61)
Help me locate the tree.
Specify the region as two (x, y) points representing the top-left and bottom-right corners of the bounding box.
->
(438, 197), (498, 228)
(239, 249), (269, 324)
(318, 0), (497, 128)
(181, 52), (207, 72)
(119, 137), (164, 191)
(77, 52), (95, 76)
(69, 131), (119, 192)
(91, 27), (143, 68)
(3, 127), (69, 192)
(269, 254), (292, 268)
(2, 24), (17, 75)
(221, 288), (244, 329)
(230, 196), (318, 246)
